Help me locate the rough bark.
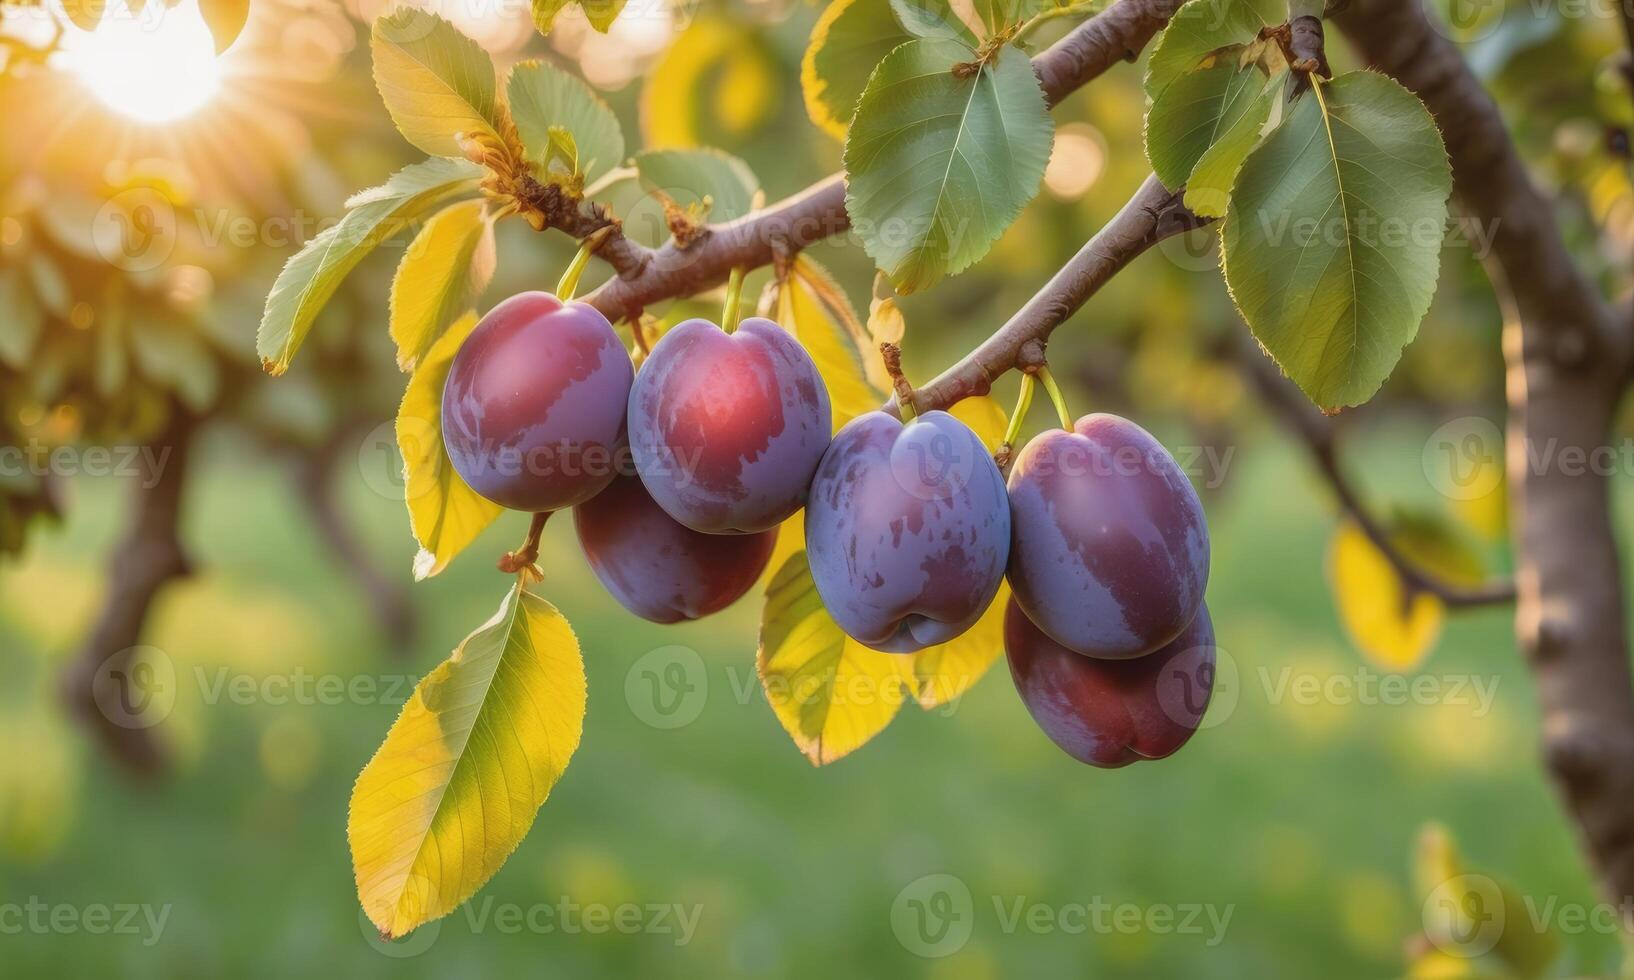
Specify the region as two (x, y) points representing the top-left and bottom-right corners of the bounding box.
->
(1338, 0), (1634, 909)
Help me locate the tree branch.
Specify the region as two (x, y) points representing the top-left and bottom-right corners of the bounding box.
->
(1238, 338), (1514, 608)
(907, 174), (1207, 414)
(1338, 0), (1634, 911)
(579, 0), (1185, 322)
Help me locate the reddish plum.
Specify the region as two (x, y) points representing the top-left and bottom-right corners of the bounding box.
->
(574, 474), (775, 623)
(443, 292), (633, 512)
(1007, 414), (1209, 659)
(627, 317), (831, 534)
(1006, 599), (1215, 768)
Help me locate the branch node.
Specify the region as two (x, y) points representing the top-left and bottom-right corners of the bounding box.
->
(1017, 339), (1049, 374)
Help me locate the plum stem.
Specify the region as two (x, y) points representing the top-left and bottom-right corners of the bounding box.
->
(498, 511), (551, 580)
(1036, 366), (1073, 429)
(1002, 372), (1036, 450)
(721, 266), (747, 333)
(880, 342), (918, 420)
(556, 230), (611, 301)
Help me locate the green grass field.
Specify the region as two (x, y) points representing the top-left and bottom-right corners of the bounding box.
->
(0, 425), (1618, 978)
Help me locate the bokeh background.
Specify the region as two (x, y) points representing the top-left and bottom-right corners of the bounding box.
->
(1, 0), (1631, 975)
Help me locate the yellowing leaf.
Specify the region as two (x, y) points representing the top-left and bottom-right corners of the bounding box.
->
(532, 0), (627, 33)
(758, 552), (913, 765)
(399, 312), (503, 579)
(911, 581), (1008, 708)
(349, 585), (586, 939)
(372, 10), (505, 159)
(777, 257), (885, 429)
(199, 0), (250, 53)
(390, 200), (495, 373)
(1328, 521), (1442, 671)
(948, 393), (1007, 451)
(641, 18), (775, 148)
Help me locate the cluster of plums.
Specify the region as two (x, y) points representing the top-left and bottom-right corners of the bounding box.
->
(441, 289), (1218, 768)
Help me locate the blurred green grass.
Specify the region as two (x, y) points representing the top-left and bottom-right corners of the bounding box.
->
(0, 425), (1617, 978)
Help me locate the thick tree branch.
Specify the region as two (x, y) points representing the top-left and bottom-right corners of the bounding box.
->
(1338, 0), (1634, 911)
(59, 412), (197, 777)
(1239, 339), (1514, 608)
(580, 0), (1185, 322)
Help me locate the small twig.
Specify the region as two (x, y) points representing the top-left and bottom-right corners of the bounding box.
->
(880, 342), (919, 419)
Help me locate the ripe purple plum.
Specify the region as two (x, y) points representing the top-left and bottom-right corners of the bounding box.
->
(805, 410), (1009, 653)
(1007, 414), (1209, 659)
(574, 474), (775, 623)
(1006, 599), (1215, 768)
(627, 317), (832, 534)
(442, 292), (633, 512)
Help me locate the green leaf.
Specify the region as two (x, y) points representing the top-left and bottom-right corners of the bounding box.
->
(1144, 0), (1283, 104)
(633, 148), (760, 222)
(349, 585), (586, 938)
(258, 158), (484, 375)
(372, 10), (505, 158)
(0, 269), (43, 369)
(507, 60), (625, 183)
(1146, 59), (1267, 191)
(890, 0), (978, 41)
(845, 39), (1053, 293)
(1183, 68), (1285, 217)
(1221, 71), (1452, 410)
(389, 199), (496, 374)
(802, 0), (917, 141)
(532, 0), (627, 33)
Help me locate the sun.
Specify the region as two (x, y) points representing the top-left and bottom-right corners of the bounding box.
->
(63, 0), (223, 124)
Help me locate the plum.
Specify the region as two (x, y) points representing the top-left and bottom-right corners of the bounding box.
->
(627, 317), (831, 534)
(442, 292), (633, 513)
(1006, 599), (1215, 768)
(1007, 414), (1209, 659)
(804, 410), (1009, 653)
(574, 474), (776, 623)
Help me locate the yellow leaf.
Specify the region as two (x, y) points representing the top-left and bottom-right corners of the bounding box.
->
(947, 393), (1008, 452)
(1328, 521), (1443, 671)
(758, 552), (913, 765)
(641, 18), (774, 148)
(349, 585), (586, 939)
(372, 10), (505, 159)
(767, 509), (806, 588)
(911, 581), (1008, 708)
(389, 200), (495, 373)
(399, 311), (503, 580)
(777, 257), (885, 429)
(199, 0), (250, 53)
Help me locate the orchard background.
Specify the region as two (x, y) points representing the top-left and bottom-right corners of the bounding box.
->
(0, 0), (1631, 974)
